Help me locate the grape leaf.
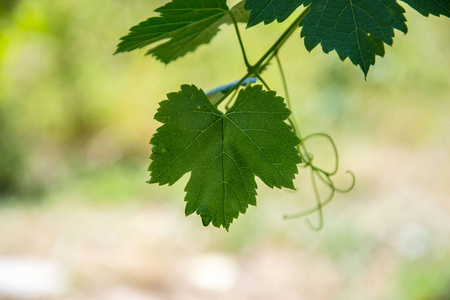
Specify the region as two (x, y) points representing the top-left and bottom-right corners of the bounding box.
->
(300, 0), (408, 77)
(115, 0), (249, 64)
(245, 0), (407, 76)
(148, 85), (301, 230)
(245, 0), (305, 27)
(400, 0), (450, 17)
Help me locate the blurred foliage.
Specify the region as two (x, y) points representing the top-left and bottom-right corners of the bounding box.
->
(0, 0), (21, 195)
(395, 258), (450, 300)
(0, 0), (18, 15)
(0, 105), (24, 194)
(0, 0), (449, 299)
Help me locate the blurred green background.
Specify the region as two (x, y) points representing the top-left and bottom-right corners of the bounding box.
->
(0, 0), (449, 299)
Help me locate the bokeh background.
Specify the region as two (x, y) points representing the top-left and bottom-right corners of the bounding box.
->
(1, 0), (449, 299)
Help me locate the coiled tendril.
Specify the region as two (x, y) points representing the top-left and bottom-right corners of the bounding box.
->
(273, 52), (355, 230)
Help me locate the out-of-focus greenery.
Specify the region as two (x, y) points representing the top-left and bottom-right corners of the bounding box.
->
(0, 1), (449, 299)
(0, 0), (18, 15)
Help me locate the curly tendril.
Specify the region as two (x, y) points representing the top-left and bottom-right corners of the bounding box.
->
(283, 132), (356, 229)
(273, 52), (355, 230)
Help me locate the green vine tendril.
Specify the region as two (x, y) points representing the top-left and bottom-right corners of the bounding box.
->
(274, 52), (355, 230)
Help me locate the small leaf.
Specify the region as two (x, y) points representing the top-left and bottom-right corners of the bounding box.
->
(300, 0), (408, 77)
(115, 0), (249, 64)
(400, 0), (450, 17)
(148, 85), (301, 229)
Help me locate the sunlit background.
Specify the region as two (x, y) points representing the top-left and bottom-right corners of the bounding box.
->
(1, 0), (449, 299)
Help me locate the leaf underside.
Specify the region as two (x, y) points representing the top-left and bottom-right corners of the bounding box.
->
(115, 0), (249, 64)
(148, 85), (301, 230)
(245, 0), (448, 76)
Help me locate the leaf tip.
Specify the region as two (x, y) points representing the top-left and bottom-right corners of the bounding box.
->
(360, 64), (370, 80)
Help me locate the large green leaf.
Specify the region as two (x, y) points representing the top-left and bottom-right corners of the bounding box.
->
(148, 85), (301, 230)
(244, 0), (407, 76)
(300, 0), (408, 77)
(244, 0), (450, 76)
(400, 0), (450, 17)
(115, 0), (248, 64)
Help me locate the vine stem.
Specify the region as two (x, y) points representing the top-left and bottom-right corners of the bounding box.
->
(256, 74), (271, 90)
(250, 5), (311, 74)
(229, 11), (251, 68)
(214, 5), (311, 107)
(214, 72), (251, 107)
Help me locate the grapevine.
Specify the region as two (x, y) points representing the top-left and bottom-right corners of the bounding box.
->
(116, 0), (449, 230)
